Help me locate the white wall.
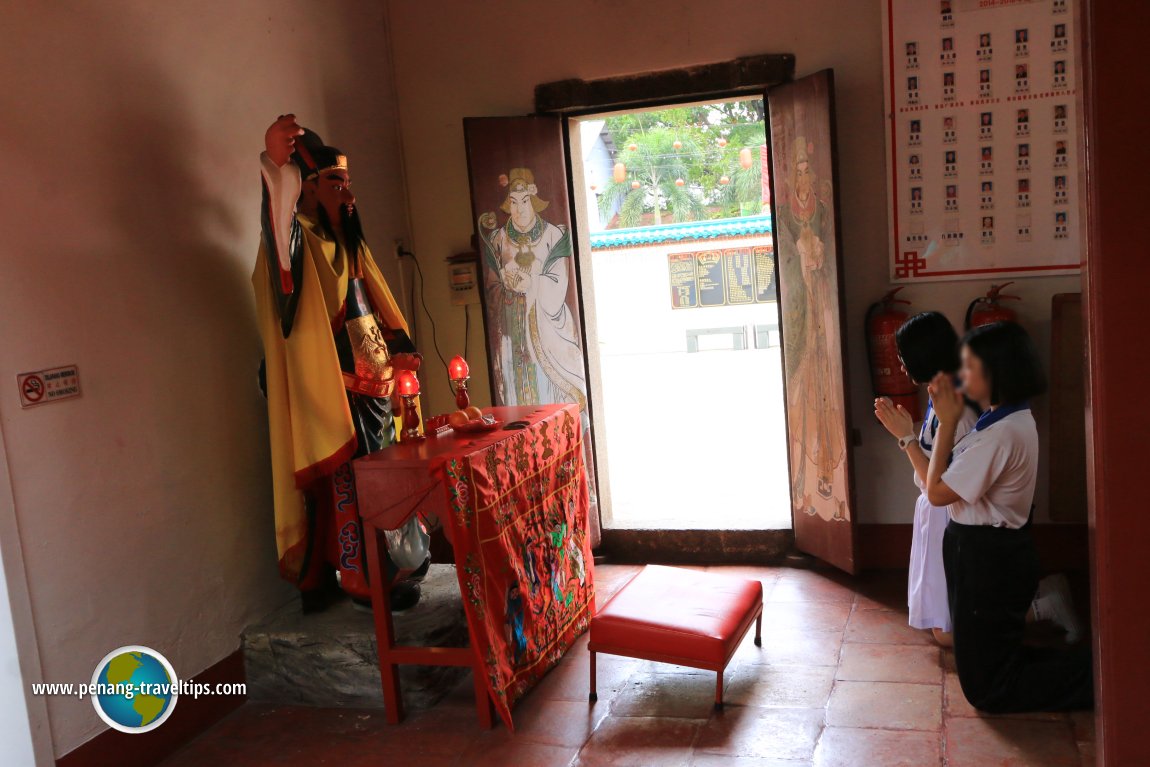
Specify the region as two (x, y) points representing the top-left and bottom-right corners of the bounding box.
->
(0, 426), (51, 765)
(0, 1), (407, 756)
(387, 0), (1079, 525)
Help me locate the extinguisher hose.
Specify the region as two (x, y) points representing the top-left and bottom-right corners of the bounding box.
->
(964, 298), (980, 331)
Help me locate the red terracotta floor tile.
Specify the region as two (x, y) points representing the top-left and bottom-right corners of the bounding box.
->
(510, 697), (610, 747)
(704, 565), (783, 589)
(692, 754), (812, 767)
(944, 716), (1081, 767)
(826, 681), (942, 731)
(749, 629), (844, 667)
(729, 630), (771, 666)
(844, 607), (934, 646)
(768, 571), (857, 604)
(160, 704), (483, 766)
(456, 733), (581, 767)
(165, 565), (1106, 767)
(694, 706), (825, 761)
(609, 670), (725, 719)
(835, 642), (943, 685)
(1070, 710), (1096, 744)
(725, 664), (836, 709)
(760, 602), (852, 633)
(943, 671), (1072, 722)
(852, 572), (912, 612)
(575, 716), (702, 767)
(812, 726), (941, 767)
(534, 650), (639, 703)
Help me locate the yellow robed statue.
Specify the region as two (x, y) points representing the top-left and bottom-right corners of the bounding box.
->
(252, 115), (428, 611)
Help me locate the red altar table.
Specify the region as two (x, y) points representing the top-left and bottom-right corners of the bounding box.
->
(352, 404), (595, 730)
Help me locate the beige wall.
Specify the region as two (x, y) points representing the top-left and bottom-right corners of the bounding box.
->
(387, 0), (1080, 526)
(0, 1), (406, 757)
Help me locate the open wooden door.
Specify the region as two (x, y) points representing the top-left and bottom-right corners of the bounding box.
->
(462, 116), (600, 545)
(765, 70), (859, 574)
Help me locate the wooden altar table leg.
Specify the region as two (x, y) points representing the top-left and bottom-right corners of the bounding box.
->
(589, 651), (598, 703)
(365, 525), (405, 724)
(471, 651), (494, 729)
(714, 670), (724, 710)
(755, 613), (763, 647)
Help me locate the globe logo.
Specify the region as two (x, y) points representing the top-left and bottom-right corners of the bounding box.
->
(90, 646), (179, 733)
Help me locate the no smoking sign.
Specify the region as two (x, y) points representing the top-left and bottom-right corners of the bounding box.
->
(17, 365), (81, 409)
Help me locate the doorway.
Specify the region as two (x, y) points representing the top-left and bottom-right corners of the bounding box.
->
(464, 62), (857, 567)
(568, 99), (791, 532)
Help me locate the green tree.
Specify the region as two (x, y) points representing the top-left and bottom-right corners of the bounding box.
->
(597, 127), (704, 227)
(597, 100), (767, 229)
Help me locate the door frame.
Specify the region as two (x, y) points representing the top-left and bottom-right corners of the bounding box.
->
(542, 58), (799, 562)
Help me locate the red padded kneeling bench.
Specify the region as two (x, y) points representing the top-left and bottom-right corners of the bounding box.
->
(589, 565), (763, 709)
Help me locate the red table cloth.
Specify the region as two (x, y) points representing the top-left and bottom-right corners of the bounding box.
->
(435, 403), (595, 729)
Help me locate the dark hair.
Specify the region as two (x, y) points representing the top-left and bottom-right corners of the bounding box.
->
(962, 321), (1047, 405)
(895, 311), (961, 384)
(316, 203), (367, 271)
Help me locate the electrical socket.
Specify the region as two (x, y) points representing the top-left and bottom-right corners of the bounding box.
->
(394, 238), (406, 259)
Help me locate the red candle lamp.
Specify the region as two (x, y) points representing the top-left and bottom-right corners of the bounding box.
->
(396, 370), (423, 442)
(449, 355), (471, 410)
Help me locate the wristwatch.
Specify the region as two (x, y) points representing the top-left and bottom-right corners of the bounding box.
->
(898, 434), (917, 451)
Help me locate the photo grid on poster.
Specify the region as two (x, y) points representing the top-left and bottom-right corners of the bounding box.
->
(885, 0), (1081, 281)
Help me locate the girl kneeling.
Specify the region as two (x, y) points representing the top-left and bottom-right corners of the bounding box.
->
(924, 321), (1092, 712)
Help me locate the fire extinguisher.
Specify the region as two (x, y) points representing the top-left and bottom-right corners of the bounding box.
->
(866, 287), (922, 421)
(965, 282), (1021, 329)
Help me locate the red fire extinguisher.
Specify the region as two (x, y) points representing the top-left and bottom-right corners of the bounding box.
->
(866, 287), (922, 421)
(965, 282), (1021, 329)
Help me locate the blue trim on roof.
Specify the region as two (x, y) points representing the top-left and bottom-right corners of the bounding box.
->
(589, 214), (773, 249)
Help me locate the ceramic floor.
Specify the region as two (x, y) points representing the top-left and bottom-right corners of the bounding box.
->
(160, 564), (1095, 767)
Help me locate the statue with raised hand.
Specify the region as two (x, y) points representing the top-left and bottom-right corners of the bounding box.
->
(253, 114), (428, 612)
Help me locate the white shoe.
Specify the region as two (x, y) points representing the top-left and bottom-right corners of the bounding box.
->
(1031, 574), (1082, 643)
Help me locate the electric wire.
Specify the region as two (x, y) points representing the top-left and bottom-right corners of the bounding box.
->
(400, 248), (450, 377)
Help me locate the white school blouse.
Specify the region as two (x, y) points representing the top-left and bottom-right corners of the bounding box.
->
(914, 399), (979, 490)
(942, 409), (1038, 528)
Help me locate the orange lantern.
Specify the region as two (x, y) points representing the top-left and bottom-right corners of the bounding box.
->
(719, 175), (730, 185)
(627, 142), (638, 151)
(675, 178), (685, 187)
(613, 162), (626, 183)
(673, 139), (683, 150)
(739, 147), (754, 169)
(717, 137), (728, 147)
(631, 180), (641, 190)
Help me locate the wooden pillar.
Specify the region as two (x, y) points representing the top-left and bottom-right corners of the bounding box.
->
(1083, 1), (1150, 763)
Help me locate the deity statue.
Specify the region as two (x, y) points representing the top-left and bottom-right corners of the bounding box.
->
(252, 115), (430, 611)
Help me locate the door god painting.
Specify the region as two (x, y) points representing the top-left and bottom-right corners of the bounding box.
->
(768, 71), (856, 529)
(464, 117), (600, 540)
(477, 168), (586, 407)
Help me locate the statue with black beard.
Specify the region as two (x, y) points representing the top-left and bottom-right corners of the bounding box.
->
(253, 115), (430, 612)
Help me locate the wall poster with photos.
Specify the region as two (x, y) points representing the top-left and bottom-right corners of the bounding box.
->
(883, 0), (1083, 282)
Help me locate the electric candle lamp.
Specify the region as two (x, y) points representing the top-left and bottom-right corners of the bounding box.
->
(449, 355), (470, 380)
(449, 355), (471, 410)
(397, 370), (420, 396)
(396, 371), (424, 442)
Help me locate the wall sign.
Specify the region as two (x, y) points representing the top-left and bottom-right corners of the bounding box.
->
(883, 0), (1083, 281)
(667, 247), (777, 309)
(17, 365), (81, 408)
